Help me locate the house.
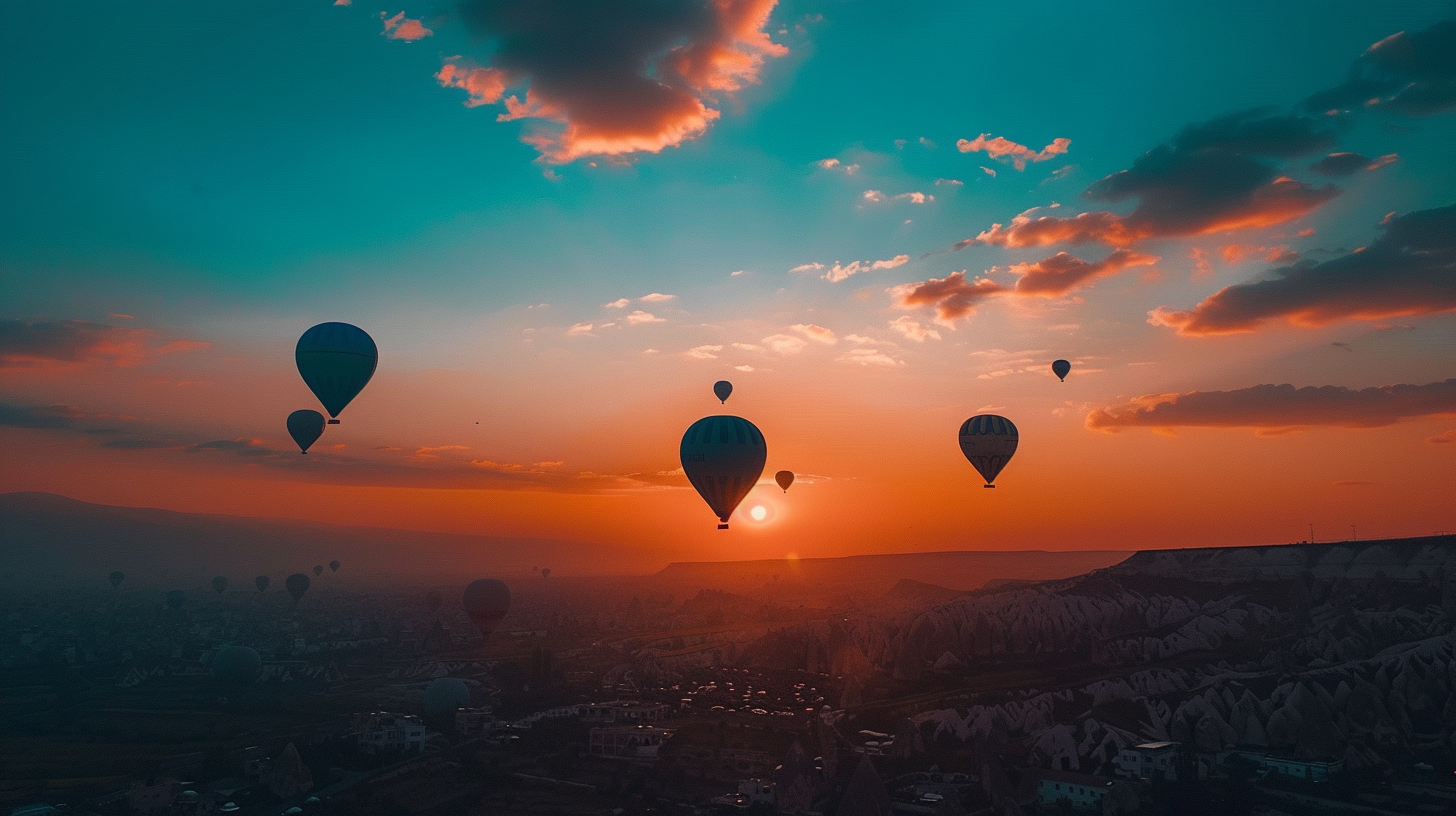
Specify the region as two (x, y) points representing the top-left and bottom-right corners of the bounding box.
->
(353, 712), (427, 754)
(588, 724), (673, 763)
(1114, 741), (1181, 780)
(581, 700), (670, 725)
(1037, 769), (1114, 811)
(1259, 755), (1343, 781)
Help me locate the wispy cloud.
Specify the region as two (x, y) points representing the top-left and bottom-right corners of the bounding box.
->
(0, 319), (208, 372)
(862, 190), (932, 205)
(887, 315), (940, 342)
(815, 158), (860, 174)
(1088, 379), (1456, 431)
(956, 133), (1071, 170)
(625, 310), (665, 325)
(684, 344), (723, 360)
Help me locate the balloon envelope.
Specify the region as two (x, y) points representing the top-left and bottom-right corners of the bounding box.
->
(287, 410), (326, 453)
(329, 560), (340, 573)
(1052, 359), (1071, 381)
(211, 645), (262, 685)
(285, 573), (311, 602)
(462, 579), (511, 638)
(295, 322), (378, 420)
(312, 565), (324, 577)
(166, 589), (186, 610)
(423, 677), (471, 716)
(109, 570), (124, 589)
(775, 470), (795, 493)
(713, 380), (733, 403)
(212, 576), (228, 595)
(540, 568), (551, 578)
(680, 415), (767, 528)
(254, 575), (270, 593)
(958, 415), (1019, 487)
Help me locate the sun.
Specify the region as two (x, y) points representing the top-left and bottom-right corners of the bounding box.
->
(741, 501), (777, 525)
(749, 505), (768, 522)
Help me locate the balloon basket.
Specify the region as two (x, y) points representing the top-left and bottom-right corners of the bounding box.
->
(327, 419), (340, 425)
(983, 484), (995, 489)
(717, 523), (729, 530)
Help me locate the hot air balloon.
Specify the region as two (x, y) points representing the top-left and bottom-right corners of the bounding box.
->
(424, 589), (443, 614)
(212, 576), (228, 595)
(775, 470), (795, 493)
(287, 410), (326, 454)
(295, 322), (378, 424)
(462, 579), (511, 639)
(329, 560), (340, 573)
(1052, 359), (1071, 381)
(540, 568), (551, 578)
(312, 565), (324, 577)
(958, 415), (1018, 488)
(285, 573), (311, 603)
(166, 589), (187, 610)
(680, 415), (767, 529)
(109, 571), (124, 590)
(211, 645), (262, 685)
(255, 575), (270, 593)
(423, 677), (471, 716)
(713, 380), (733, 403)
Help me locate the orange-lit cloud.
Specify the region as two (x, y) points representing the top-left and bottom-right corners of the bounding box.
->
(1309, 151), (1399, 176)
(1010, 249), (1158, 297)
(887, 315), (940, 342)
(1151, 202), (1456, 334)
(1088, 379), (1456, 432)
(956, 133), (1071, 170)
(960, 209), (1143, 250)
(862, 190), (932, 205)
(0, 320), (208, 372)
(381, 11), (432, 41)
(445, 0), (787, 163)
(815, 158), (860, 174)
(788, 323), (836, 344)
(1218, 243), (1296, 265)
(435, 62), (508, 107)
(890, 271), (1007, 326)
(813, 254), (909, 283)
(838, 348), (902, 367)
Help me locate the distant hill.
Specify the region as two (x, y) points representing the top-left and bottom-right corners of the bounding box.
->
(0, 491), (652, 585)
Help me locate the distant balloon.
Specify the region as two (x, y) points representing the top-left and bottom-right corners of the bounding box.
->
(312, 565), (324, 577)
(287, 410), (326, 454)
(329, 560), (340, 573)
(680, 415), (767, 529)
(166, 589), (186, 610)
(1052, 359), (1071, 381)
(775, 470), (795, 493)
(713, 380), (733, 403)
(212, 576), (228, 595)
(424, 590), (443, 614)
(958, 414), (1019, 488)
(462, 579), (511, 638)
(254, 575), (270, 593)
(423, 677), (471, 716)
(540, 568), (551, 578)
(295, 322), (378, 423)
(109, 571), (124, 590)
(211, 645), (262, 685)
(285, 573), (311, 603)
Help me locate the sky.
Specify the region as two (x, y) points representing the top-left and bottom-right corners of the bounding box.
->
(3, 1), (1456, 569)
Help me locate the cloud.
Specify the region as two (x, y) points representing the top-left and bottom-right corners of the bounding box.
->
(760, 334), (807, 355)
(889, 271), (1008, 326)
(731, 342), (763, 352)
(685, 344), (723, 359)
(819, 254), (909, 283)
(1150, 202), (1456, 334)
(961, 208), (1142, 250)
(603, 298), (631, 308)
(0, 403), (85, 429)
(435, 62), (509, 107)
(1218, 243), (1296, 265)
(1304, 21), (1456, 117)
(416, 444), (470, 458)
(1087, 378), (1456, 431)
(838, 348), (902, 367)
(1309, 151), (1399, 176)
(1009, 249), (1159, 297)
(956, 133), (1071, 170)
(638, 292), (675, 303)
(1429, 429), (1456, 444)
(625, 310), (665, 325)
(935, 178), (964, 187)
(381, 11), (433, 40)
(446, 0), (788, 163)
(565, 322), (596, 337)
(862, 190), (932, 205)
(0, 319), (208, 371)
(887, 315), (940, 342)
(187, 438), (275, 457)
(734, 364), (755, 372)
(815, 158), (860, 174)
(788, 323), (836, 344)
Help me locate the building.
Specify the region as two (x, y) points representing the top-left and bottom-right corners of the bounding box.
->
(1114, 741), (1181, 780)
(1223, 751), (1344, 781)
(580, 700), (670, 725)
(1037, 769), (1115, 811)
(588, 724), (673, 763)
(454, 707), (495, 736)
(353, 712), (427, 754)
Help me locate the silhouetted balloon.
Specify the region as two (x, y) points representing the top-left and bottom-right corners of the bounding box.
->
(295, 322), (378, 423)
(329, 560), (340, 573)
(958, 414), (1019, 488)
(540, 568), (551, 578)
(285, 573), (310, 603)
(166, 589), (186, 610)
(424, 590), (443, 614)
(211, 645), (262, 685)
(287, 409), (326, 454)
(680, 415), (767, 529)
(312, 565), (324, 577)
(109, 571), (124, 590)
(255, 575), (270, 593)
(713, 380), (733, 403)
(775, 470), (794, 493)
(423, 677), (471, 716)
(462, 579), (511, 638)
(212, 576), (228, 595)
(1052, 359), (1071, 381)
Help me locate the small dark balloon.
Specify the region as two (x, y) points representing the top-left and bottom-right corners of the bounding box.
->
(541, 568), (551, 578)
(775, 470), (795, 493)
(462, 579), (511, 638)
(1052, 359), (1071, 381)
(713, 380), (733, 403)
(285, 573), (310, 602)
(287, 409), (326, 453)
(254, 575), (270, 593)
(313, 565), (324, 577)
(329, 560), (340, 573)
(958, 414), (1019, 487)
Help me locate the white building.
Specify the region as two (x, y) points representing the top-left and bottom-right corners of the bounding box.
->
(1114, 741), (1181, 780)
(353, 712), (426, 754)
(1037, 770), (1114, 811)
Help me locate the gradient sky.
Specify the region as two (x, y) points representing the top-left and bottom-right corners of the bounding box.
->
(3, 1), (1456, 570)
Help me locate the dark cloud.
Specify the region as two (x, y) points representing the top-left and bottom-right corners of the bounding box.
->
(1150, 202), (1456, 334)
(1011, 250), (1159, 297)
(0, 403), (80, 430)
(1308, 151), (1398, 176)
(100, 438), (175, 450)
(442, 0), (787, 162)
(888, 272), (1007, 325)
(1087, 379), (1456, 431)
(0, 319), (206, 370)
(1304, 20), (1456, 117)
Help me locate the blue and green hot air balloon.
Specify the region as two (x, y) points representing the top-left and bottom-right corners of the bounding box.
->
(296, 322), (377, 425)
(680, 415), (767, 529)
